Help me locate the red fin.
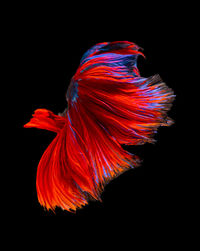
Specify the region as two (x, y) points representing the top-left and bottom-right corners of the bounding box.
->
(24, 109), (66, 133)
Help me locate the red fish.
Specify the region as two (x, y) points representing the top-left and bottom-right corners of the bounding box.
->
(24, 41), (175, 212)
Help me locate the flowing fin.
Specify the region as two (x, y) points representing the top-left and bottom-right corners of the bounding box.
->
(24, 109), (100, 211)
(24, 109), (66, 133)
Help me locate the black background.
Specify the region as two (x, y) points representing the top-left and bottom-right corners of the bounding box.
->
(9, 4), (191, 226)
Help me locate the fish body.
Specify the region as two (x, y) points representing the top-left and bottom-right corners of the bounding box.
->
(24, 41), (175, 212)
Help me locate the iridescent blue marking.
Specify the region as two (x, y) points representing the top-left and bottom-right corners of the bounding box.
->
(71, 82), (78, 103)
(80, 53), (139, 78)
(67, 111), (72, 124)
(102, 166), (108, 178)
(80, 43), (109, 65)
(102, 155), (112, 178)
(80, 42), (135, 65)
(67, 111), (77, 140)
(67, 80), (79, 104)
(81, 53), (137, 66)
(92, 159), (99, 183)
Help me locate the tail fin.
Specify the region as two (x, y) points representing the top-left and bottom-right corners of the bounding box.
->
(24, 108), (140, 211)
(24, 109), (95, 211)
(24, 41), (175, 212)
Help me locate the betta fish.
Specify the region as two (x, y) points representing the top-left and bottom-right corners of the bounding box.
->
(24, 41), (175, 212)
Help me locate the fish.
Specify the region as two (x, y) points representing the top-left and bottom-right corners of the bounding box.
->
(24, 41), (175, 212)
